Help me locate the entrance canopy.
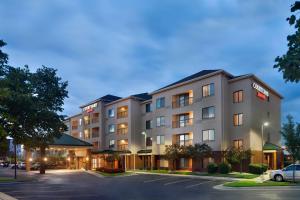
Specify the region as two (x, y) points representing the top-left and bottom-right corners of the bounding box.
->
(49, 133), (93, 149)
(263, 142), (281, 151)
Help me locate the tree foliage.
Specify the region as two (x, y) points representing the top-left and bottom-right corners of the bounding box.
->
(224, 147), (252, 173)
(281, 115), (300, 182)
(0, 40), (68, 174)
(274, 1), (300, 82)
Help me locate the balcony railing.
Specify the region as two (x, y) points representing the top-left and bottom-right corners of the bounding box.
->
(72, 125), (78, 130)
(84, 120), (90, 126)
(92, 131), (99, 138)
(172, 97), (193, 108)
(91, 118), (99, 123)
(117, 144), (128, 151)
(172, 118), (193, 128)
(117, 111), (128, 119)
(174, 139), (193, 146)
(117, 128), (128, 135)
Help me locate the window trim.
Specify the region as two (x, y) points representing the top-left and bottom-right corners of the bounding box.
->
(156, 135), (165, 145)
(202, 106), (215, 119)
(156, 97), (165, 109)
(233, 113), (243, 126)
(156, 116), (165, 127)
(233, 90), (244, 103)
(202, 129), (215, 142)
(202, 83), (215, 98)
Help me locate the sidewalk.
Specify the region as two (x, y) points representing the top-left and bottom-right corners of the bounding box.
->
(0, 192), (17, 200)
(131, 171), (243, 181)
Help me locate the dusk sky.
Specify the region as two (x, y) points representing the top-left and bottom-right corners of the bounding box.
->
(0, 0), (299, 122)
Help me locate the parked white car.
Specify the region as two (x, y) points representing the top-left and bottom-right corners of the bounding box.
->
(270, 164), (300, 182)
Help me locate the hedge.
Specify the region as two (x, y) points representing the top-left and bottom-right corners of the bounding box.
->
(96, 167), (125, 173)
(207, 163), (218, 174)
(248, 164), (268, 174)
(218, 162), (231, 174)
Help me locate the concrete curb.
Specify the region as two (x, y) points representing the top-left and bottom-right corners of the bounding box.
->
(84, 170), (104, 178)
(131, 171), (242, 181)
(213, 183), (300, 191)
(85, 170), (138, 178)
(0, 192), (17, 200)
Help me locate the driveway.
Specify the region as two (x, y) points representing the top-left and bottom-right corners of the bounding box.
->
(0, 169), (300, 200)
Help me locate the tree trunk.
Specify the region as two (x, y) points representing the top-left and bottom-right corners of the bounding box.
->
(40, 146), (46, 174)
(14, 143), (17, 179)
(240, 160), (242, 173)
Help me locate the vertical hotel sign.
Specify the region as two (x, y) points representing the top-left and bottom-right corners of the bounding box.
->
(83, 103), (97, 113)
(252, 82), (269, 100)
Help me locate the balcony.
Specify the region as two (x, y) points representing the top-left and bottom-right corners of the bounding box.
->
(117, 144), (128, 151)
(71, 125), (78, 130)
(174, 139), (193, 146)
(172, 118), (193, 128)
(117, 128), (128, 135)
(172, 97), (193, 108)
(117, 106), (128, 119)
(91, 117), (99, 123)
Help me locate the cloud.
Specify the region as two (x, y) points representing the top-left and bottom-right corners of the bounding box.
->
(0, 0), (299, 121)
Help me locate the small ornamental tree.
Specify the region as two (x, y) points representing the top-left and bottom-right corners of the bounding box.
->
(164, 144), (181, 171)
(281, 115), (300, 183)
(105, 152), (120, 170)
(224, 147), (252, 173)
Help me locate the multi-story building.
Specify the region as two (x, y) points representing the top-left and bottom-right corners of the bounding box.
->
(65, 69), (283, 171)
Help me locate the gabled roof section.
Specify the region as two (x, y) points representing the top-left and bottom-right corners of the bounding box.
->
(50, 133), (93, 147)
(80, 94), (121, 108)
(132, 93), (152, 101)
(152, 69), (228, 94)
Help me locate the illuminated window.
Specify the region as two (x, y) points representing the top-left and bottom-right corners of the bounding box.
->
(156, 97), (165, 109)
(156, 135), (165, 145)
(202, 129), (215, 141)
(233, 140), (243, 148)
(146, 137), (152, 146)
(202, 83), (215, 97)
(156, 116), (165, 127)
(108, 108), (115, 118)
(202, 106), (215, 119)
(233, 90), (243, 103)
(177, 134), (190, 146)
(233, 113), (243, 126)
(109, 140), (115, 148)
(108, 124), (115, 133)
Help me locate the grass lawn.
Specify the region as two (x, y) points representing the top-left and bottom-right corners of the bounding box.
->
(224, 180), (300, 187)
(95, 171), (133, 177)
(0, 177), (16, 182)
(134, 170), (259, 179)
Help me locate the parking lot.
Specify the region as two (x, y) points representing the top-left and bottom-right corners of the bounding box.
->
(1, 169), (300, 200)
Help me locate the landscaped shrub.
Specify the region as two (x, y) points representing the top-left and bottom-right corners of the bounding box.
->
(95, 167), (125, 173)
(207, 163), (218, 174)
(248, 163), (268, 174)
(218, 162), (231, 174)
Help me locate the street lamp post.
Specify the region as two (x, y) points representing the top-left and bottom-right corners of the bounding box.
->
(141, 132), (147, 170)
(261, 122), (269, 175)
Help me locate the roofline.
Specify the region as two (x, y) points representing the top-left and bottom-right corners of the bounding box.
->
(49, 145), (93, 148)
(65, 113), (82, 120)
(104, 95), (148, 107)
(150, 70), (233, 95)
(229, 74), (283, 99)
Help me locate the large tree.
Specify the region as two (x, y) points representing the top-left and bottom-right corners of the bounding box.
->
(281, 115), (300, 183)
(0, 41), (68, 175)
(274, 1), (300, 82)
(224, 147), (252, 173)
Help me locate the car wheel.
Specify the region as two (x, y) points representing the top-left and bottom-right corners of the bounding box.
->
(275, 175), (283, 182)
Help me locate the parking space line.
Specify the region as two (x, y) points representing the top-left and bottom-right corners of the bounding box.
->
(185, 180), (213, 188)
(144, 177), (174, 183)
(164, 179), (191, 186)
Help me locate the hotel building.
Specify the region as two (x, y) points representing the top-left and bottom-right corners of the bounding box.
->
(64, 69), (283, 171)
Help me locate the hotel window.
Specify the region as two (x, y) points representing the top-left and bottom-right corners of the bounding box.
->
(233, 113), (243, 126)
(202, 106), (215, 119)
(156, 97), (165, 109)
(109, 139), (115, 148)
(178, 134), (190, 146)
(108, 108), (115, 118)
(156, 116), (165, 127)
(202, 83), (215, 97)
(156, 135), (165, 145)
(92, 158), (98, 169)
(146, 137), (152, 146)
(233, 140), (243, 149)
(146, 120), (153, 129)
(233, 90), (243, 103)
(202, 129), (215, 141)
(145, 103), (152, 113)
(108, 124), (115, 133)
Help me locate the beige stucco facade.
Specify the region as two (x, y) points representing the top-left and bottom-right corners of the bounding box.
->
(65, 70), (283, 171)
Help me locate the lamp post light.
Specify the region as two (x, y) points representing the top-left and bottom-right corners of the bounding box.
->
(141, 131), (147, 170)
(261, 122), (269, 175)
